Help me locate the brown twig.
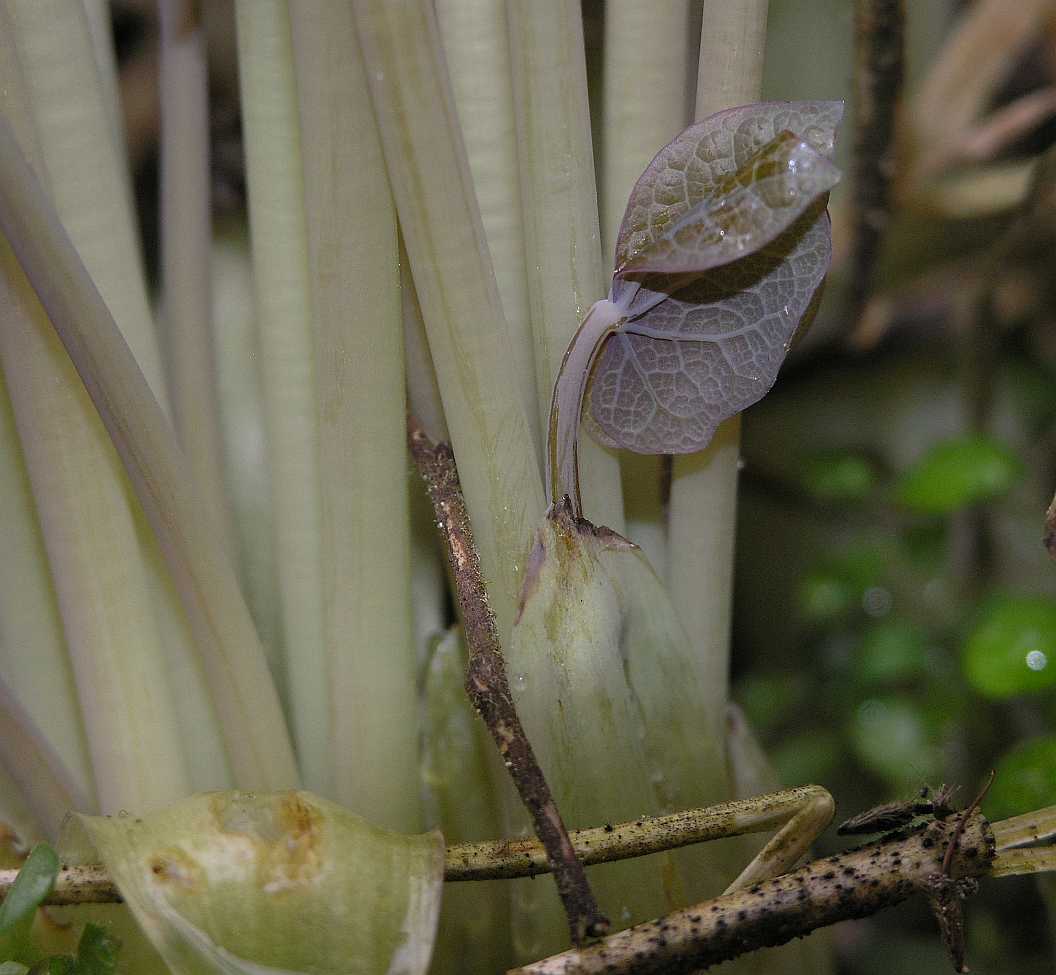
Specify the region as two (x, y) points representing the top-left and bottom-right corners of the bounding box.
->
(847, 0), (905, 326)
(942, 770), (995, 877)
(509, 811), (996, 974)
(2, 789), (831, 903)
(407, 418), (607, 944)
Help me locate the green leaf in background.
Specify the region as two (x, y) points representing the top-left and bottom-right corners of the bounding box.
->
(986, 736), (1056, 821)
(853, 621), (930, 686)
(798, 546), (886, 623)
(963, 595), (1056, 698)
(26, 960), (73, 975)
(59, 791), (444, 975)
(0, 843), (58, 964)
(796, 449), (878, 503)
(735, 673), (810, 733)
(894, 435), (1023, 514)
(851, 697), (939, 789)
(72, 925), (118, 975)
(771, 731), (841, 786)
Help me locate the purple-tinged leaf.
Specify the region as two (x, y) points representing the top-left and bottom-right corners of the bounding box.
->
(617, 131), (840, 276)
(614, 100), (843, 271)
(588, 207), (830, 454)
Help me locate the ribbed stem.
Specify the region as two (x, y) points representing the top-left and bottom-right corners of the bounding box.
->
(235, 0), (327, 792)
(508, 0), (625, 531)
(0, 116), (299, 792)
(353, 0), (545, 646)
(290, 0), (420, 830)
(435, 0), (539, 454)
(159, 0), (235, 556)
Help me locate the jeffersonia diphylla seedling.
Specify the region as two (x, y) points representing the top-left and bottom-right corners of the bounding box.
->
(546, 100), (844, 517)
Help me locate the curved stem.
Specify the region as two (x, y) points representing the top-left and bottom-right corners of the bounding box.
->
(546, 299), (624, 516)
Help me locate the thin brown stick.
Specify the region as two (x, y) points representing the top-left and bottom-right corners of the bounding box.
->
(510, 811), (996, 974)
(6, 863), (118, 906)
(848, 0), (904, 324)
(407, 418), (607, 944)
(942, 770), (995, 876)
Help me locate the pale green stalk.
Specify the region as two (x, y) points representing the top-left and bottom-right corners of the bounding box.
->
(147, 0), (237, 793)
(507, 0), (624, 533)
(0, 260), (191, 815)
(0, 765), (45, 850)
(211, 223), (283, 685)
(435, 0), (539, 454)
(147, 549), (234, 793)
(599, 1), (693, 265)
(0, 677), (91, 839)
(159, 0), (236, 557)
(235, 0), (327, 792)
(0, 24), (190, 814)
(0, 117), (299, 792)
(79, 0), (132, 210)
(11, 0), (233, 804)
(694, 1), (769, 116)
(401, 252), (449, 444)
(289, 0), (420, 831)
(353, 0), (546, 646)
(0, 371), (93, 805)
(8, 0), (168, 409)
(667, 0), (769, 745)
(600, 0), (694, 572)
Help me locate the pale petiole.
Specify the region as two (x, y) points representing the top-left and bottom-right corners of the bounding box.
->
(546, 297), (625, 515)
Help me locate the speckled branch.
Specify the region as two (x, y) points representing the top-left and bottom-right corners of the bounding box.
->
(407, 418), (607, 944)
(509, 812), (995, 975)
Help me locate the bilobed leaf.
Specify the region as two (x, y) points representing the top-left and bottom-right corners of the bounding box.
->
(613, 100), (843, 273)
(590, 206), (830, 453)
(586, 101), (842, 456)
(617, 131), (840, 275)
(60, 792), (444, 975)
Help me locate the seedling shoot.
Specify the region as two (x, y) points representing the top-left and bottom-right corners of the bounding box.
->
(547, 101), (844, 517)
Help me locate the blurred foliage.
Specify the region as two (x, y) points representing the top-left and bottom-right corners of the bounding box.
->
(987, 736), (1056, 821)
(0, 845), (120, 974)
(964, 595), (1056, 697)
(894, 436), (1024, 514)
(0, 846), (57, 966)
(735, 4), (1056, 970)
(796, 449), (880, 504)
